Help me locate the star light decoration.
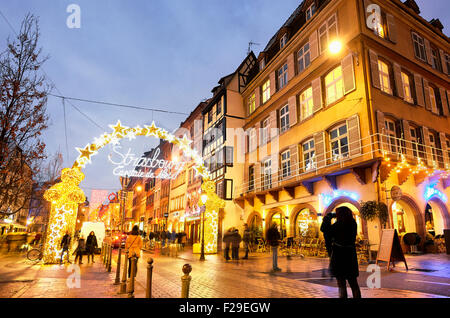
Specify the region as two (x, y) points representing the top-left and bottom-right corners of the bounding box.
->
(44, 121), (222, 261)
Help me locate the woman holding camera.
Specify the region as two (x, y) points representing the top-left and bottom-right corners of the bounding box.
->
(320, 206), (361, 298)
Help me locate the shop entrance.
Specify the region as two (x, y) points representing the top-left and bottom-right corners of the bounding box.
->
(294, 208), (319, 238)
(392, 200), (418, 235)
(270, 213), (287, 239)
(425, 199), (449, 236)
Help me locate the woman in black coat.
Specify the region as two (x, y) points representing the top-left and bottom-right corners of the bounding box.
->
(320, 206), (361, 298)
(86, 231), (98, 264)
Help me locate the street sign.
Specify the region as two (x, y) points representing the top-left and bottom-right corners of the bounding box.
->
(391, 186), (403, 201)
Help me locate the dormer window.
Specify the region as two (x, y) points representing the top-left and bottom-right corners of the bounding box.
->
(260, 59), (266, 71)
(306, 3), (316, 21)
(280, 34), (288, 49)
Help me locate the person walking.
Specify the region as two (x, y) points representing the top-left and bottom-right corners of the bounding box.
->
(74, 236), (85, 265)
(60, 231), (72, 264)
(125, 225), (143, 278)
(266, 223), (281, 272)
(181, 231), (187, 250)
(161, 230), (167, 248)
(242, 224), (251, 259)
(231, 228), (242, 260)
(86, 231), (98, 263)
(320, 206), (361, 299)
(222, 228), (234, 261)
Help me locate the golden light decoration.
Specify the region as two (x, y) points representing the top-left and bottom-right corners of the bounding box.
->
(44, 121), (223, 262)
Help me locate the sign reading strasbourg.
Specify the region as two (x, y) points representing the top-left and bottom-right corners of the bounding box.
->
(108, 145), (186, 179)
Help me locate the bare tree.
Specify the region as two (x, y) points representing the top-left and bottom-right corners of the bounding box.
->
(0, 14), (50, 218)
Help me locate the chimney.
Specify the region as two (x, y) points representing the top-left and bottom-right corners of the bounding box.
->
(430, 19), (444, 33)
(403, 0), (420, 15)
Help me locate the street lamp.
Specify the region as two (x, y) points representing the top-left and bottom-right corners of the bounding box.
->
(200, 194), (208, 261)
(328, 40), (359, 65)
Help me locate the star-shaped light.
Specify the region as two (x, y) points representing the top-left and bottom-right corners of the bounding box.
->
(179, 135), (193, 148)
(109, 120), (128, 137)
(145, 122), (159, 137)
(76, 144), (96, 164)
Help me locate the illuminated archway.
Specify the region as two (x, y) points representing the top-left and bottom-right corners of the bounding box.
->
(425, 198), (450, 235)
(43, 121), (224, 264)
(291, 204), (319, 238)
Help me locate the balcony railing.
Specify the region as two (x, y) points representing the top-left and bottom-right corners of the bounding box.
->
(236, 133), (449, 197)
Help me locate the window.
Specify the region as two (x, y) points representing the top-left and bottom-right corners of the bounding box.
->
(445, 54), (450, 74)
(300, 87), (313, 120)
(302, 139), (315, 171)
(217, 100), (222, 115)
(260, 59), (266, 71)
(262, 79), (271, 103)
(431, 47), (442, 71)
(280, 34), (288, 49)
(319, 14), (338, 53)
(279, 104), (290, 133)
(278, 63), (288, 90)
(429, 133), (438, 163)
(378, 60), (392, 95)
(262, 158), (272, 190)
(372, 11), (388, 39)
(446, 138), (450, 163)
(429, 86), (438, 114)
(297, 42), (311, 74)
(401, 72), (414, 104)
(261, 118), (270, 145)
(249, 128), (257, 152)
(410, 127), (422, 158)
(330, 124), (349, 161)
(325, 66), (344, 105)
(208, 111), (213, 123)
(412, 32), (427, 62)
(384, 119), (398, 153)
(281, 150), (291, 179)
(248, 166), (255, 191)
(248, 93), (256, 115)
(306, 3), (316, 21)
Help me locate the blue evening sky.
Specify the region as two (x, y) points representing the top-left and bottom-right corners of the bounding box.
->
(0, 0), (448, 198)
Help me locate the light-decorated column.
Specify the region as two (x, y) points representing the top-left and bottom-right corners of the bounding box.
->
(43, 168), (86, 264)
(201, 180), (225, 254)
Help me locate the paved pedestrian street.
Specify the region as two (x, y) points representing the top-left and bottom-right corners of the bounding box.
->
(1, 249), (449, 298)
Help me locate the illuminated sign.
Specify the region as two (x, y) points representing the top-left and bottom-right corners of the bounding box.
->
(320, 190), (360, 208)
(424, 183), (448, 203)
(108, 145), (186, 179)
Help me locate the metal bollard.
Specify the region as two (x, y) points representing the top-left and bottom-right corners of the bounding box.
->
(114, 248), (122, 285)
(107, 244), (113, 272)
(127, 255), (137, 298)
(146, 258), (154, 298)
(119, 250), (129, 294)
(181, 263), (192, 298)
(105, 244), (110, 268)
(103, 243), (107, 265)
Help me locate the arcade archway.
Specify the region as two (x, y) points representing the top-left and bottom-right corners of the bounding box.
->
(324, 198), (367, 239)
(389, 195), (424, 239)
(42, 121), (224, 264)
(424, 198), (449, 236)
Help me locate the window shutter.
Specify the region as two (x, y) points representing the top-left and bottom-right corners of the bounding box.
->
(414, 73), (425, 107)
(386, 14), (397, 43)
(402, 120), (413, 159)
(287, 53), (295, 81)
(439, 87), (449, 117)
(439, 132), (449, 168)
(309, 30), (319, 61)
(422, 127), (433, 166)
(369, 50), (381, 89)
(314, 132), (326, 168)
(254, 162), (261, 191)
(440, 49), (448, 75)
(270, 110), (278, 139)
(244, 164), (249, 193)
(376, 110), (389, 153)
(254, 123), (260, 149)
(288, 95), (298, 127)
(270, 71), (276, 96)
(255, 87), (261, 109)
(312, 77), (322, 113)
(342, 54), (355, 95)
(216, 180), (224, 200)
(289, 144), (298, 176)
(271, 153), (279, 188)
(447, 90), (450, 114)
(346, 115), (361, 157)
(422, 79), (432, 111)
(245, 130), (249, 154)
(424, 39), (433, 66)
(393, 63), (404, 99)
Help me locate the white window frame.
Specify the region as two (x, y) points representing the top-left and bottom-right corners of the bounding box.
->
(302, 139), (316, 171)
(280, 34), (288, 49)
(319, 14), (338, 53)
(278, 63), (288, 90)
(430, 47), (441, 71)
(262, 79), (271, 103)
(401, 72), (414, 104)
(261, 118), (270, 145)
(263, 158), (272, 190)
(330, 124), (349, 161)
(297, 42), (311, 74)
(412, 32), (427, 62)
(248, 165), (255, 191)
(384, 119), (398, 153)
(325, 65), (344, 105)
(249, 128), (257, 152)
(279, 104), (290, 133)
(306, 3), (316, 21)
(281, 150), (291, 179)
(260, 59), (266, 71)
(429, 133), (438, 163)
(378, 60), (392, 95)
(300, 87), (313, 120)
